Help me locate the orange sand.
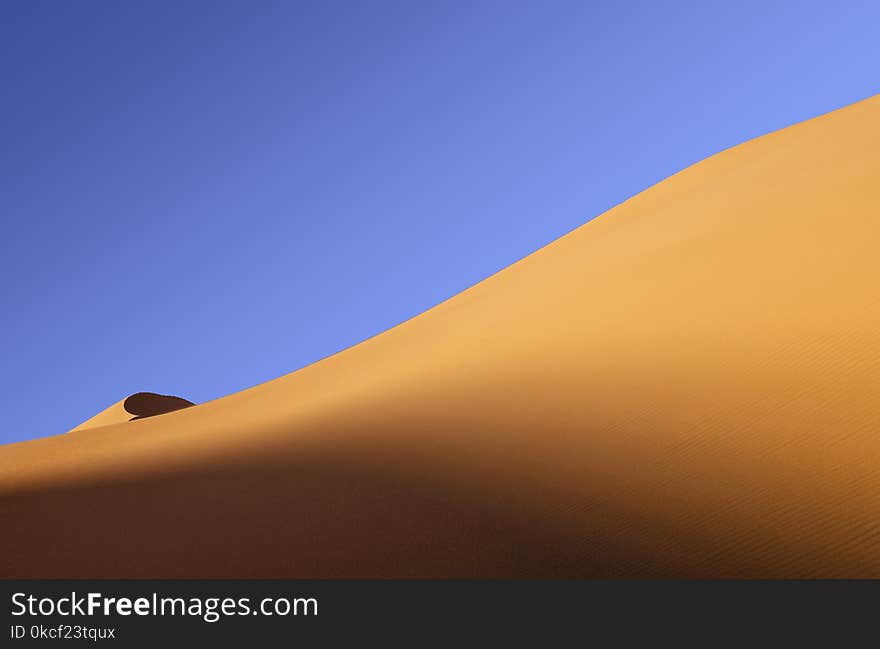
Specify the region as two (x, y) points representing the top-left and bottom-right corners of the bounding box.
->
(2, 95), (879, 577)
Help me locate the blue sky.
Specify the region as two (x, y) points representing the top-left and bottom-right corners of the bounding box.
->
(2, 1), (878, 444)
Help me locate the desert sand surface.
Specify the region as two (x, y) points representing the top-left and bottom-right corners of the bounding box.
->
(2, 95), (880, 578)
(67, 392), (194, 433)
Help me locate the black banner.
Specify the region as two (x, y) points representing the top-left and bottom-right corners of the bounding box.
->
(1, 580), (874, 644)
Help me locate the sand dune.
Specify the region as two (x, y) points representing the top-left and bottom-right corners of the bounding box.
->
(67, 392), (194, 433)
(2, 95), (880, 577)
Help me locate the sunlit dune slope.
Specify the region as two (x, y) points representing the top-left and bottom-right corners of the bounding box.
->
(2, 95), (880, 577)
(67, 392), (194, 433)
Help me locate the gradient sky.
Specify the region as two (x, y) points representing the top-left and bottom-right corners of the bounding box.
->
(2, 1), (878, 445)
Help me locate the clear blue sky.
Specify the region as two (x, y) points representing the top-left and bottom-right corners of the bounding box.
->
(2, 1), (878, 444)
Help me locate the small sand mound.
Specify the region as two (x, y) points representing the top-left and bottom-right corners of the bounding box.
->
(67, 392), (194, 433)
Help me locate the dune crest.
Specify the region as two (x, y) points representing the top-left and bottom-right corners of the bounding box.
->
(2, 95), (880, 577)
(67, 392), (194, 433)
